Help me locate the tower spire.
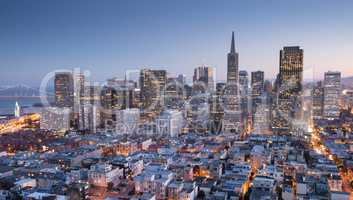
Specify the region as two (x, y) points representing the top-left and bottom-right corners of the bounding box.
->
(230, 31), (235, 53)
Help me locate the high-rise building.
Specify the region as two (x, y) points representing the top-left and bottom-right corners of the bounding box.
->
(165, 77), (184, 109)
(253, 103), (270, 134)
(223, 32), (243, 134)
(74, 72), (85, 130)
(176, 74), (186, 86)
(209, 82), (225, 134)
(140, 69), (167, 111)
(80, 85), (102, 133)
(186, 93), (209, 134)
(323, 71), (341, 120)
(342, 90), (353, 111)
(251, 71), (265, 117)
(100, 79), (137, 128)
(312, 81), (324, 120)
(193, 66), (215, 92)
(227, 31), (239, 83)
(82, 104), (101, 133)
(239, 70), (249, 121)
(277, 46), (304, 120)
(55, 72), (74, 108)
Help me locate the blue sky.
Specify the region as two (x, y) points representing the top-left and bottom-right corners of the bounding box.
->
(1, 0), (353, 86)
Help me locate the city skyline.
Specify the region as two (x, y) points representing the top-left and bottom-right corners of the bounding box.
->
(0, 2), (353, 199)
(1, 0), (353, 86)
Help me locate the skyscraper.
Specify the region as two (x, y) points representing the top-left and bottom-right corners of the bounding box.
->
(55, 72), (74, 108)
(227, 31), (239, 83)
(251, 71), (265, 117)
(223, 32), (243, 134)
(277, 46), (304, 120)
(165, 77), (184, 109)
(323, 71), (341, 120)
(193, 66), (215, 92)
(140, 69), (167, 112)
(209, 83), (225, 134)
(239, 70), (249, 121)
(312, 81), (324, 120)
(74, 72), (85, 130)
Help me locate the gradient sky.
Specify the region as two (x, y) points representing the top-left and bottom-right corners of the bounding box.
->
(1, 0), (353, 86)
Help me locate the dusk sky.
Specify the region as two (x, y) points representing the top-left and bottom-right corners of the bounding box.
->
(1, 0), (353, 86)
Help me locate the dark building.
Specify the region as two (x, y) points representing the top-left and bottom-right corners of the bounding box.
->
(251, 71), (265, 117)
(193, 66), (215, 92)
(312, 81), (324, 120)
(277, 46), (304, 120)
(55, 72), (74, 108)
(209, 82), (226, 134)
(165, 77), (185, 109)
(227, 31), (239, 83)
(139, 69), (167, 112)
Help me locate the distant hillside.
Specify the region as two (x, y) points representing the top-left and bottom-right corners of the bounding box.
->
(0, 85), (40, 96)
(342, 76), (353, 87)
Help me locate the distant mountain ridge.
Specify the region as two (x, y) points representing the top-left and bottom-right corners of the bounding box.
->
(0, 85), (52, 97)
(342, 76), (353, 87)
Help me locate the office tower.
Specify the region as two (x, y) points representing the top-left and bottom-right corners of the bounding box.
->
(79, 85), (102, 133)
(156, 110), (184, 137)
(239, 70), (250, 121)
(264, 80), (274, 108)
(227, 31), (239, 83)
(82, 104), (101, 133)
(165, 77), (184, 109)
(139, 69), (167, 111)
(209, 83), (225, 134)
(186, 93), (209, 134)
(176, 74), (186, 86)
(342, 90), (353, 111)
(55, 72), (74, 108)
(323, 71), (341, 120)
(277, 46), (304, 120)
(183, 84), (192, 100)
(40, 107), (71, 131)
(223, 32), (242, 134)
(74, 72), (85, 130)
(85, 85), (102, 106)
(251, 71), (265, 117)
(193, 66), (215, 92)
(312, 81), (324, 120)
(101, 79), (136, 110)
(101, 79), (137, 128)
(253, 103), (270, 134)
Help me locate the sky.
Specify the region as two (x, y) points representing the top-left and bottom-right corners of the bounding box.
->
(1, 0), (353, 86)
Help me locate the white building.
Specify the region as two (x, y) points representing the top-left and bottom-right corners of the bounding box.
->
(115, 108), (140, 134)
(81, 104), (101, 133)
(156, 110), (184, 137)
(88, 163), (123, 187)
(14, 101), (21, 118)
(193, 66), (215, 92)
(134, 166), (174, 199)
(40, 107), (71, 131)
(323, 71), (341, 120)
(253, 103), (270, 134)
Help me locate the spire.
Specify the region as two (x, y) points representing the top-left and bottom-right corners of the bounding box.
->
(230, 31), (235, 53)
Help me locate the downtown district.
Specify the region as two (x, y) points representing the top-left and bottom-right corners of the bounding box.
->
(0, 32), (352, 200)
